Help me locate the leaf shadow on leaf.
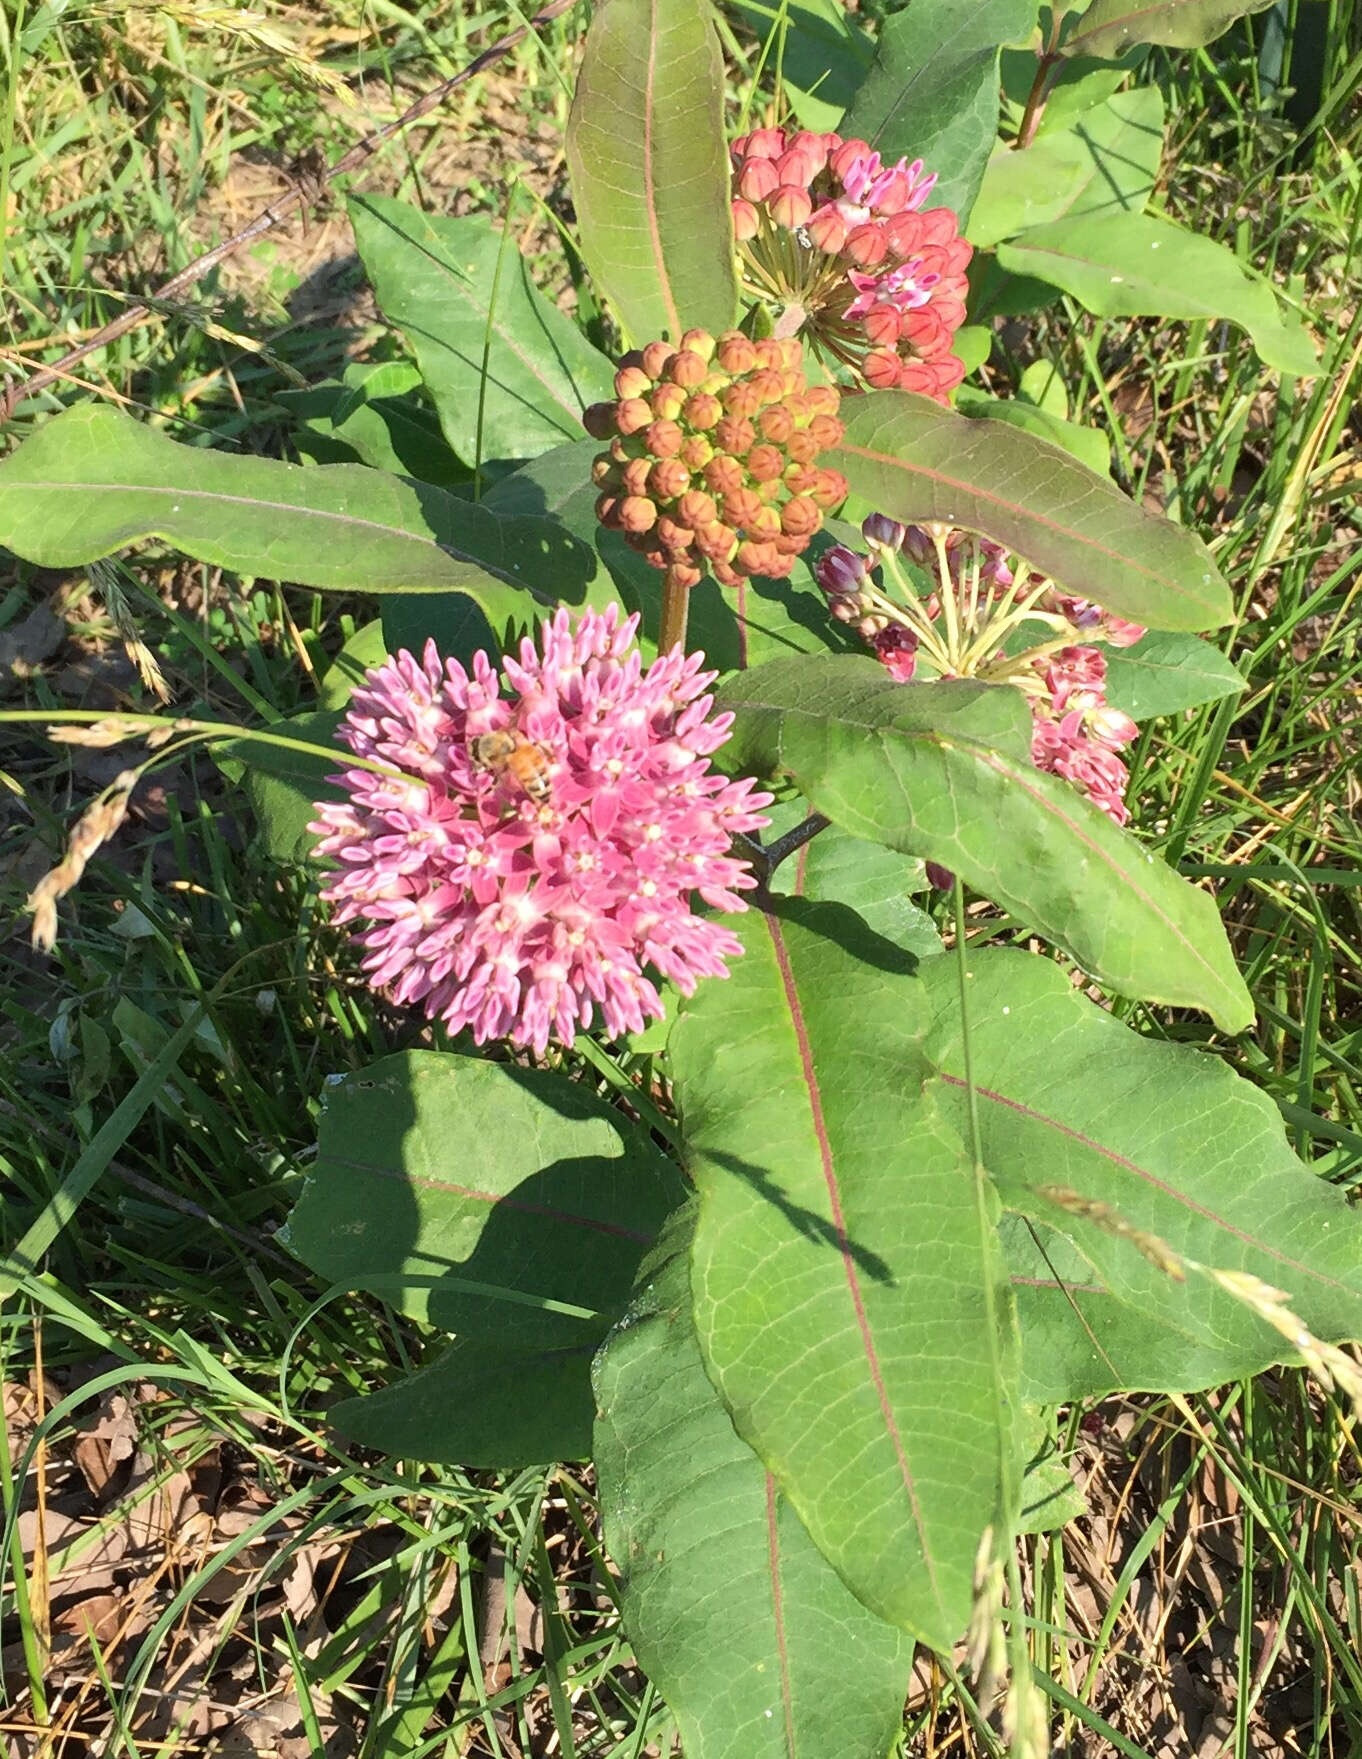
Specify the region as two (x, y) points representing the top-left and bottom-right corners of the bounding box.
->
(402, 478), (602, 609)
(695, 1145), (895, 1286)
(759, 893), (919, 980)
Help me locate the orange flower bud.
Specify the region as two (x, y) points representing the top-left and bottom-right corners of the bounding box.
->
(747, 369), (787, 407)
(758, 403), (795, 444)
(614, 365), (652, 400)
(746, 443), (785, 483)
(808, 412), (844, 449)
(664, 559), (705, 591)
(780, 495), (822, 538)
(703, 455), (745, 498)
(641, 340), (675, 379)
(713, 415), (756, 456)
(645, 418), (684, 458)
(683, 391), (722, 430)
(695, 521), (739, 563)
(721, 382), (762, 421)
(804, 384), (840, 416)
(650, 458), (691, 500)
(616, 397), (652, 435)
(679, 328), (716, 361)
(677, 488), (718, 528)
(595, 493), (622, 526)
(711, 558), (745, 588)
(622, 456), (653, 497)
(737, 539), (780, 576)
(808, 468), (848, 511)
(786, 429), (818, 465)
(680, 434), (715, 470)
(649, 383), (687, 421)
(720, 486), (763, 531)
(667, 349), (709, 388)
(656, 516), (695, 554)
(619, 495), (658, 533)
(716, 333), (757, 374)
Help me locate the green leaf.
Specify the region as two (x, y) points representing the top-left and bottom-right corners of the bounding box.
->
(283, 1051), (684, 1347)
(329, 1336), (595, 1466)
(283, 361), (466, 487)
(996, 212), (1319, 377)
(671, 900), (1016, 1645)
(319, 619), (390, 709)
(912, 950), (1362, 1400)
(566, 0), (737, 342)
(726, 0), (874, 131)
(349, 197), (615, 466)
(215, 708), (344, 865)
(830, 389), (1232, 630)
(1017, 1409), (1087, 1534)
(0, 404), (551, 620)
(954, 387), (1111, 477)
(999, 42), (1146, 136)
(1102, 629), (1246, 721)
(785, 822), (941, 958)
(718, 656), (1254, 1030)
(969, 87), (1163, 246)
(594, 1205), (914, 1757)
(1061, 0), (1279, 58)
(839, 0), (1040, 223)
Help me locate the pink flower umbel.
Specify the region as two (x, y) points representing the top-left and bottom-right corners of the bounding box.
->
(816, 518), (1145, 825)
(730, 129), (972, 402)
(310, 608), (771, 1054)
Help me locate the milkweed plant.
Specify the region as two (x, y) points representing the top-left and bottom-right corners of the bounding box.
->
(3, 0), (1355, 1752)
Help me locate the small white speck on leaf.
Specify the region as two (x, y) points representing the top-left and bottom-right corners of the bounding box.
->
(1110, 275), (1124, 284)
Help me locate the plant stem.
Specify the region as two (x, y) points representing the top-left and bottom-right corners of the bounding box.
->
(659, 576), (690, 655)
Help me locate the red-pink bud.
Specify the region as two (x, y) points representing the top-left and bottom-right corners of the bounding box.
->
(863, 350), (903, 389)
(739, 158), (780, 203)
(830, 137), (872, 179)
(806, 206), (848, 254)
(770, 184), (814, 229)
(845, 223), (888, 267)
(732, 199), (759, 242)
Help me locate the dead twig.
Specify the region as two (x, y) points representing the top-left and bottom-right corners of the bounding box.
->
(1, 0), (581, 423)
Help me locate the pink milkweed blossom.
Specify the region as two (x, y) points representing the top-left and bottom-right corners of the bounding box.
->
(310, 607), (771, 1055)
(814, 517), (1146, 826)
(729, 128), (972, 403)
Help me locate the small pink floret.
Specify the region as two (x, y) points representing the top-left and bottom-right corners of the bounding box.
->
(310, 607), (771, 1055)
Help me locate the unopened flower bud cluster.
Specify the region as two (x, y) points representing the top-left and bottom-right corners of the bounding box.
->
(584, 330), (848, 593)
(730, 129), (972, 403)
(816, 519), (1145, 825)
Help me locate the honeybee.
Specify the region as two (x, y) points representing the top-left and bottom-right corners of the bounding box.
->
(470, 728), (555, 803)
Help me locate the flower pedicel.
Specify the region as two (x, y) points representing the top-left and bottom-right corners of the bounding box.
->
(310, 608), (771, 1055)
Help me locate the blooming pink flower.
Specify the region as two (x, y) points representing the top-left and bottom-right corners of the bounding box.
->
(728, 127), (971, 404)
(310, 608), (770, 1055)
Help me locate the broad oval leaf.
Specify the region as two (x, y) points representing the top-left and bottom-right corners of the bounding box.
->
(719, 655), (1254, 1030)
(283, 1050), (683, 1347)
(996, 212), (1318, 377)
(1061, 0), (1278, 58)
(954, 387), (1111, 477)
(566, 0), (737, 342)
(349, 196), (615, 466)
(911, 950), (1362, 1401)
(329, 1336), (596, 1466)
(0, 404), (555, 619)
(1102, 628), (1245, 720)
(216, 707), (345, 864)
(839, 0), (1039, 223)
(671, 900), (1017, 1645)
(726, 0), (874, 132)
(594, 1206), (913, 1758)
(791, 821), (941, 958)
(968, 86), (1163, 247)
(830, 389), (1233, 630)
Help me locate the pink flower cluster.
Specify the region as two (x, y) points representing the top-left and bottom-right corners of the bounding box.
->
(815, 519), (1145, 826)
(730, 129), (972, 403)
(310, 608), (770, 1054)
(1028, 646), (1139, 828)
